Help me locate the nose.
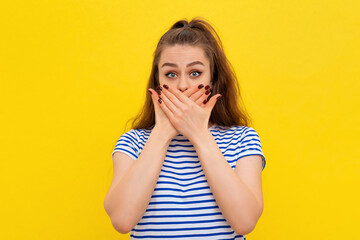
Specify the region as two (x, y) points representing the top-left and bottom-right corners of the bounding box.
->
(177, 75), (190, 92)
(178, 87), (188, 93)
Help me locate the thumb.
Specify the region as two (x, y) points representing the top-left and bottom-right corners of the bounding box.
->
(205, 94), (222, 111)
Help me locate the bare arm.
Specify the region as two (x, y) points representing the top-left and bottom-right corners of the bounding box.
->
(191, 130), (264, 235)
(104, 126), (171, 233)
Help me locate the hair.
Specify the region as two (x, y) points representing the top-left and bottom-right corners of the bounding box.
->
(126, 17), (253, 130)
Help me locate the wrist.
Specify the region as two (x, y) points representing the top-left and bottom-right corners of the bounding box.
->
(189, 128), (213, 147)
(152, 125), (173, 145)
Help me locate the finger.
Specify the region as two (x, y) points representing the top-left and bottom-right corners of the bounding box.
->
(148, 88), (161, 106)
(183, 84), (205, 99)
(195, 88), (212, 106)
(157, 91), (175, 120)
(158, 88), (183, 116)
(161, 84), (189, 110)
(192, 85), (212, 103)
(189, 85), (206, 102)
(204, 94), (222, 110)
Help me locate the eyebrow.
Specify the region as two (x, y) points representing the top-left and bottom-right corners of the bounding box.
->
(161, 61), (205, 68)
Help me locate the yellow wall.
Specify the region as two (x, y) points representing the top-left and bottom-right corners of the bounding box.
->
(1, 0), (359, 239)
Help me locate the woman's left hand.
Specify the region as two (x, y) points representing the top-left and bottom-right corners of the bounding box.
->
(158, 84), (222, 142)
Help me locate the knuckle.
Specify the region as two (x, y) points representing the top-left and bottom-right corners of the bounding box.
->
(173, 118), (180, 125)
(189, 103), (196, 109)
(174, 112), (181, 119)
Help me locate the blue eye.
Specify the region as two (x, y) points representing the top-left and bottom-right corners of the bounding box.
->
(165, 72), (177, 78)
(191, 71), (202, 77)
(165, 71), (202, 78)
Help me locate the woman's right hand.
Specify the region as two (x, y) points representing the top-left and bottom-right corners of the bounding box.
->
(148, 84), (212, 142)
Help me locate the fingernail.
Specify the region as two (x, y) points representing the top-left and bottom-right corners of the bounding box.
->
(158, 98), (162, 103)
(203, 99), (207, 104)
(198, 84), (204, 89)
(148, 89), (152, 94)
(156, 90), (162, 95)
(216, 95), (222, 100)
(205, 85), (210, 90)
(156, 86), (163, 91)
(205, 90), (210, 95)
(163, 84), (169, 89)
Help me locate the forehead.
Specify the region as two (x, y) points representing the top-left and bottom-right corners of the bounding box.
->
(159, 44), (208, 64)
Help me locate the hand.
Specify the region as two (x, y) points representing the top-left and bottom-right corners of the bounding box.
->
(148, 84), (213, 141)
(157, 84), (221, 142)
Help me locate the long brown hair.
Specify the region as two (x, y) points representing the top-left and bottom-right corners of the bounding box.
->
(127, 17), (252, 130)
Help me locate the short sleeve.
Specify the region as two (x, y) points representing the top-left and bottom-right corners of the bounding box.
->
(111, 129), (139, 160)
(237, 127), (266, 171)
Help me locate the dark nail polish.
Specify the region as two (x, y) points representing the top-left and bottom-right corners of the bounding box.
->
(156, 90), (161, 95)
(148, 89), (152, 94)
(156, 86), (163, 91)
(205, 85), (210, 90)
(205, 90), (210, 95)
(158, 98), (162, 103)
(198, 84), (204, 89)
(203, 99), (207, 104)
(163, 84), (169, 89)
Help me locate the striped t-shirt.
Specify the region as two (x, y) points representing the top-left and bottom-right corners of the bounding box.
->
(111, 124), (266, 240)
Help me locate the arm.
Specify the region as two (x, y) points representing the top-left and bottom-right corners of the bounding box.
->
(104, 126), (171, 233)
(191, 130), (264, 235)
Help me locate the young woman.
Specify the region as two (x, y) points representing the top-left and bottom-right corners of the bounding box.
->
(104, 17), (266, 240)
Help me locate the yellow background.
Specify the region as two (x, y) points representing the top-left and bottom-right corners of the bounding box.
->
(1, 0), (359, 239)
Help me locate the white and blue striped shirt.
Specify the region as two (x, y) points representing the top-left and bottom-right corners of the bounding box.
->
(111, 124), (266, 239)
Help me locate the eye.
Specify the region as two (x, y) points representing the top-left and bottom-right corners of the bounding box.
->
(165, 72), (177, 78)
(190, 71), (202, 77)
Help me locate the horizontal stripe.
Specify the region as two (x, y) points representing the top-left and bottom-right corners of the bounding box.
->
(151, 192), (213, 199)
(130, 231), (236, 239)
(142, 212), (223, 218)
(148, 199), (216, 205)
(136, 219), (227, 225)
(155, 179), (208, 187)
(133, 225), (231, 232)
(146, 205), (219, 212)
(154, 186), (210, 193)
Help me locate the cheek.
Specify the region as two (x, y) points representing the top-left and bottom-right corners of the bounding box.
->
(158, 74), (166, 85)
(158, 75), (166, 85)
(203, 72), (211, 83)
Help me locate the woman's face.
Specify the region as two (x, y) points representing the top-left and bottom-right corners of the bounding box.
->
(158, 44), (211, 92)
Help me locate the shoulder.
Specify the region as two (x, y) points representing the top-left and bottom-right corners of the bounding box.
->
(118, 127), (155, 149)
(211, 125), (254, 137)
(121, 126), (153, 139)
(132, 127), (153, 141)
(211, 125), (263, 145)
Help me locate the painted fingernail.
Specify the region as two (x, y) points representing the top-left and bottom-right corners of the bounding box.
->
(156, 90), (162, 95)
(158, 98), (162, 103)
(205, 85), (210, 90)
(203, 99), (207, 104)
(148, 89), (152, 94)
(156, 86), (162, 91)
(198, 84), (204, 89)
(216, 95), (222, 100)
(205, 90), (210, 95)
(163, 84), (169, 89)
